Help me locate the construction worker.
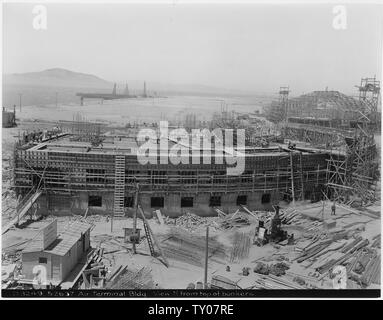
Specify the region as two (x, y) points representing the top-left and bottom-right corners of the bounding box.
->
(331, 202), (336, 216)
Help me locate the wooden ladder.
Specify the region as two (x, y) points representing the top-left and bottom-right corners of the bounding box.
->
(143, 220), (155, 256)
(137, 205), (169, 267)
(113, 155), (125, 217)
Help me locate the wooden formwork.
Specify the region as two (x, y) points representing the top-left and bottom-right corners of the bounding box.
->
(13, 139), (332, 204)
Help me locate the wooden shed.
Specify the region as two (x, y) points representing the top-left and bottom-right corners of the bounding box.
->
(22, 220), (91, 285)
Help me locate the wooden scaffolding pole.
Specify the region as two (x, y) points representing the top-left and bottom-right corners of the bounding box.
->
(289, 152), (296, 206)
(204, 226), (209, 289)
(299, 152), (304, 200)
(132, 183), (139, 254)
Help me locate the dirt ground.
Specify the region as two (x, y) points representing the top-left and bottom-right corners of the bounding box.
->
(2, 199), (380, 290)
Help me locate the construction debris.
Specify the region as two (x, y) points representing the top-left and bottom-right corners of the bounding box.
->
(106, 266), (154, 290)
(220, 212), (250, 230)
(253, 262), (290, 276)
(165, 212), (220, 232)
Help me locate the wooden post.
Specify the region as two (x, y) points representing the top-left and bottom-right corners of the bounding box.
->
(316, 164), (320, 186)
(299, 152), (304, 200)
(204, 226), (209, 289)
(289, 152), (296, 206)
(132, 184), (139, 254)
(322, 200), (325, 222)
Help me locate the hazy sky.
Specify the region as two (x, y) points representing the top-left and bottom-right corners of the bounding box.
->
(2, 3), (383, 94)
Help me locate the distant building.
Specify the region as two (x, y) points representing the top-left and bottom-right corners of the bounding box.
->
(21, 220), (91, 285)
(266, 90), (366, 128)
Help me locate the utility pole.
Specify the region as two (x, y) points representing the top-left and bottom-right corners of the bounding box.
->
(290, 152), (296, 206)
(132, 183), (139, 254)
(110, 208), (113, 233)
(55, 92), (58, 107)
(204, 226), (209, 289)
(322, 200), (325, 222)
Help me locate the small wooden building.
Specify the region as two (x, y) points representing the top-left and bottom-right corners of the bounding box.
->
(22, 220), (91, 285)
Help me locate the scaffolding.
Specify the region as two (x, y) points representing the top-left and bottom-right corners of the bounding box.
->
(70, 113), (103, 144)
(326, 77), (380, 206)
(356, 77), (381, 131)
(266, 86), (290, 124)
(279, 86), (290, 123)
(357, 77), (380, 114)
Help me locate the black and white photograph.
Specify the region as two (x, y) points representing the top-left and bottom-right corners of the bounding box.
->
(1, 0), (382, 300)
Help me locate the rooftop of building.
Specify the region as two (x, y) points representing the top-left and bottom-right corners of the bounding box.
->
(21, 133), (337, 157)
(289, 90), (363, 112)
(23, 220), (92, 256)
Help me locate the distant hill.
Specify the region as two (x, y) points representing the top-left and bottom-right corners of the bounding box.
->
(2, 68), (115, 107)
(4, 68), (112, 89)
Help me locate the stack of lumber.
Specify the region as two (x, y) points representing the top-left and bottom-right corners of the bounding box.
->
(210, 275), (240, 289)
(295, 239), (334, 264)
(371, 234), (381, 248)
(108, 266), (154, 289)
(314, 237), (370, 276)
(250, 273), (306, 290)
(80, 247), (106, 289)
(363, 254), (380, 286)
(347, 249), (380, 287)
(220, 212), (250, 230)
(295, 229), (366, 271)
(229, 232), (251, 263)
(280, 208), (301, 224)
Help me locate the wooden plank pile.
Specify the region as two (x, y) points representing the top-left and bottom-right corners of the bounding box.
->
(80, 247), (107, 289)
(210, 275), (240, 289)
(347, 249), (380, 287)
(220, 211), (250, 230)
(107, 266), (154, 289)
(294, 224), (381, 289)
(371, 234), (381, 248)
(280, 208), (301, 224)
(295, 238), (335, 264)
(249, 273), (306, 290)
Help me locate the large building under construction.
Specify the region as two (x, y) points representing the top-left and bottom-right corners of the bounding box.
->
(13, 130), (338, 218)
